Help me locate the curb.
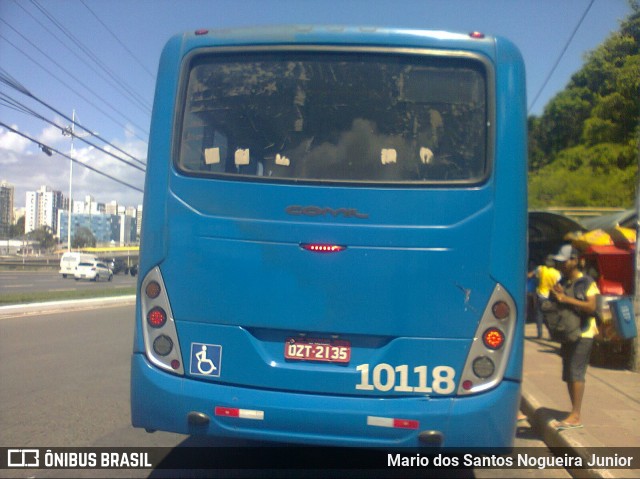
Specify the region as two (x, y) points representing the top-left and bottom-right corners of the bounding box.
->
(0, 295), (136, 319)
(521, 336), (639, 479)
(521, 381), (616, 479)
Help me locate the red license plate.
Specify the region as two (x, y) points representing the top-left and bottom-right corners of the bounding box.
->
(284, 338), (351, 363)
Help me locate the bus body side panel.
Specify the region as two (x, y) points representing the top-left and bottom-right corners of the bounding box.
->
(490, 38), (528, 382)
(133, 35), (184, 355)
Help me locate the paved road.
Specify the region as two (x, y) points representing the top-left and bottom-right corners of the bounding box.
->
(0, 304), (568, 478)
(0, 270), (136, 295)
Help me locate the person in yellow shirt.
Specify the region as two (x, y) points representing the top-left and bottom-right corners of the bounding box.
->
(528, 256), (562, 338)
(549, 244), (599, 431)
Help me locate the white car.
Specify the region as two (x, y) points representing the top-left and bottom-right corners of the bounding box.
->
(74, 261), (113, 282)
(59, 252), (98, 278)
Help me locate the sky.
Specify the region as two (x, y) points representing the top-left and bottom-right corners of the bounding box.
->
(0, 0), (633, 210)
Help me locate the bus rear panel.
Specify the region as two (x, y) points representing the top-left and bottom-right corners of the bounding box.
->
(131, 26), (527, 448)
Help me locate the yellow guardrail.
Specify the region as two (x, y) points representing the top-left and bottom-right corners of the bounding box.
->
(53, 246), (139, 255)
(81, 246), (139, 253)
(545, 207), (626, 220)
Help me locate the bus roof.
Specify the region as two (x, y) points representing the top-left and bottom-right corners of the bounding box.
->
(168, 25), (513, 58)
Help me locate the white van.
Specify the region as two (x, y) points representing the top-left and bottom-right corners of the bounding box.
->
(59, 252), (98, 278)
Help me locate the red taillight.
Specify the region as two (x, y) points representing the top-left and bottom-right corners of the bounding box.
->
(469, 31), (485, 39)
(492, 301), (510, 319)
(195, 29), (209, 35)
(301, 243), (346, 253)
(147, 307), (167, 328)
(483, 328), (505, 350)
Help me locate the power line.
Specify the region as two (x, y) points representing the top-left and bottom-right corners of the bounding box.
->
(0, 24), (150, 143)
(0, 68), (146, 166)
(12, 0), (152, 117)
(28, 0), (153, 114)
(0, 91), (146, 173)
(79, 0), (156, 80)
(528, 0), (596, 114)
(0, 121), (144, 193)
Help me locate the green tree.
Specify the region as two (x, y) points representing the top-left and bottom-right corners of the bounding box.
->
(9, 216), (25, 238)
(72, 227), (97, 248)
(29, 226), (56, 252)
(528, 2), (639, 208)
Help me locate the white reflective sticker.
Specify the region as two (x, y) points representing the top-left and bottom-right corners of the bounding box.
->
(275, 154), (290, 166)
(420, 147), (434, 164)
(239, 409), (264, 420)
(235, 149), (250, 165)
(367, 416), (393, 428)
(204, 147), (221, 165)
(381, 148), (397, 165)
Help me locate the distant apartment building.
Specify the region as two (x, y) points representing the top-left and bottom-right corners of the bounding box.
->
(118, 213), (137, 245)
(72, 195), (105, 215)
(57, 210), (138, 245)
(136, 204), (143, 240)
(57, 211), (112, 244)
(105, 200), (119, 216)
(0, 180), (15, 237)
(19, 183), (140, 245)
(25, 185), (64, 234)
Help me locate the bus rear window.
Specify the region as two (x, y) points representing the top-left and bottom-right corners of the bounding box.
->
(177, 50), (488, 184)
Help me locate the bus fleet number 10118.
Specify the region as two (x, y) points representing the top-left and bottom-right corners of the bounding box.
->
(356, 363), (456, 394)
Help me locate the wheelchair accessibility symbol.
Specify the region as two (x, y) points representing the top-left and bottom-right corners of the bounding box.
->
(190, 343), (222, 377)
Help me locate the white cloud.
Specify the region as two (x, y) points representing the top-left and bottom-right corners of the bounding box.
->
(4, 128), (145, 209)
(38, 121), (68, 147)
(0, 126), (31, 154)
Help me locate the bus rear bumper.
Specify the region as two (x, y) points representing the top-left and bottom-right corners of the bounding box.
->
(131, 354), (520, 448)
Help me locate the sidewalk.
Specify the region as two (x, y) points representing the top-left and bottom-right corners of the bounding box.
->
(520, 322), (640, 478)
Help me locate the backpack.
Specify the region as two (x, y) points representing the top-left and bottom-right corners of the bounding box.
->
(542, 275), (594, 343)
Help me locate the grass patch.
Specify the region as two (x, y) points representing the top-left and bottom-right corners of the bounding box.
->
(0, 287), (136, 306)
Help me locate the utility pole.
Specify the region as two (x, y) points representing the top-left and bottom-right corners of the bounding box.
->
(62, 110), (76, 252)
(61, 112), (97, 253)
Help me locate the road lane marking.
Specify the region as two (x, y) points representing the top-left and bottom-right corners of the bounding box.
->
(0, 295), (136, 320)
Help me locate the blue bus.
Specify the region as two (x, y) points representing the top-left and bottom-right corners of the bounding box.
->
(131, 26), (527, 449)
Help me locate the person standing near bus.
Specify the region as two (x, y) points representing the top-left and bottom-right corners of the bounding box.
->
(528, 255), (562, 338)
(549, 244), (599, 430)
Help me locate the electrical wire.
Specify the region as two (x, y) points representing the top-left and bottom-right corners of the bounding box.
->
(11, 0), (153, 121)
(528, 0), (596, 113)
(0, 92), (146, 172)
(0, 27), (150, 144)
(79, 0), (156, 79)
(0, 68), (147, 167)
(28, 0), (153, 114)
(0, 121), (144, 193)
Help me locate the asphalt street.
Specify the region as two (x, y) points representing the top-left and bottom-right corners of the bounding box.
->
(0, 270), (136, 295)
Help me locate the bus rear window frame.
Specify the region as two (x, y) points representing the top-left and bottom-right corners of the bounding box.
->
(172, 45), (496, 188)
